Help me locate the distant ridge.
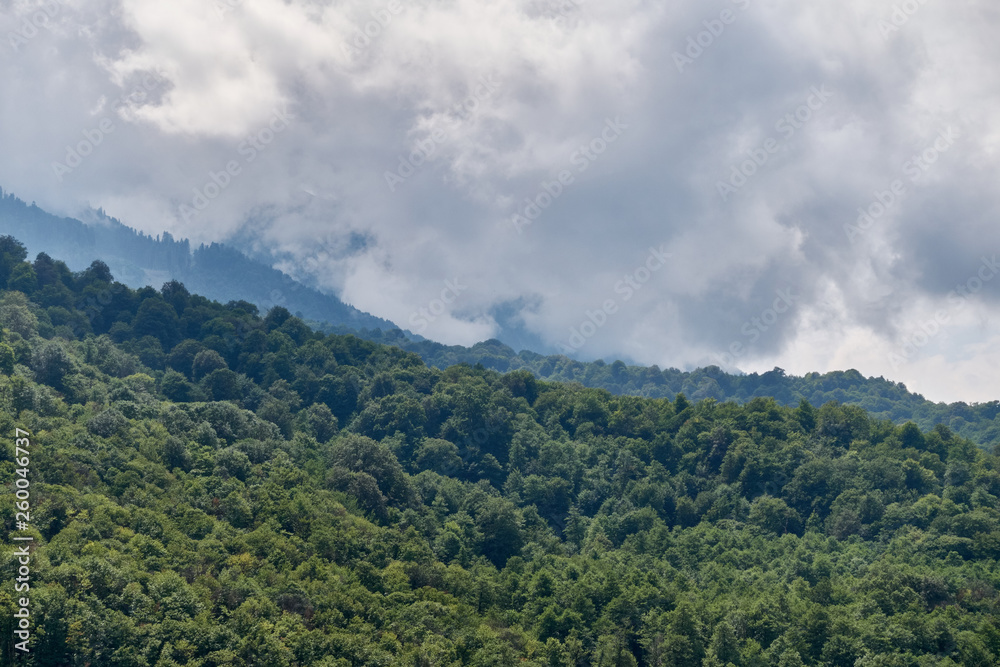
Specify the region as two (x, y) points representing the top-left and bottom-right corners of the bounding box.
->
(0, 188), (404, 335)
(2, 188), (997, 449)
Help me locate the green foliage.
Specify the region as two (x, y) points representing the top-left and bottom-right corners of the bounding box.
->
(0, 341), (14, 375)
(0, 240), (997, 666)
(0, 234), (28, 288)
(192, 349), (227, 381)
(355, 330), (1000, 450)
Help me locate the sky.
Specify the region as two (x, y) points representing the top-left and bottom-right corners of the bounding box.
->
(2, 0), (1000, 404)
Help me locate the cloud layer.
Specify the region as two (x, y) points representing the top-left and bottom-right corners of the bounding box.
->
(2, 0), (1000, 403)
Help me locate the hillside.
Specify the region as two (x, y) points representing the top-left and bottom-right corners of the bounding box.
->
(6, 191), (997, 452)
(354, 333), (1000, 450)
(0, 189), (401, 335)
(0, 237), (999, 665)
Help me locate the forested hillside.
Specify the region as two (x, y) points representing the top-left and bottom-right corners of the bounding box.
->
(0, 190), (399, 334)
(6, 188), (997, 452)
(354, 333), (1000, 450)
(1, 236), (999, 666)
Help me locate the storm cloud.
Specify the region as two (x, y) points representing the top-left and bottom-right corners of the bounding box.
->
(2, 0), (999, 403)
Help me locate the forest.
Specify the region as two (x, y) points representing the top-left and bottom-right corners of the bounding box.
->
(0, 191), (397, 335)
(0, 234), (998, 666)
(352, 332), (1000, 450)
(5, 187), (998, 452)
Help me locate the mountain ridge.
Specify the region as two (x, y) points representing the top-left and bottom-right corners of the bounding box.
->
(3, 189), (998, 449)
(0, 234), (997, 665)
(0, 188), (402, 335)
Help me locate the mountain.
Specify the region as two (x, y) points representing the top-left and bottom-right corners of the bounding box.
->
(0, 239), (998, 665)
(3, 190), (999, 450)
(0, 188), (402, 335)
(353, 331), (1000, 450)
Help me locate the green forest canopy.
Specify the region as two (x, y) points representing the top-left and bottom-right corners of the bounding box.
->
(5, 184), (997, 449)
(0, 235), (997, 666)
(349, 331), (1000, 451)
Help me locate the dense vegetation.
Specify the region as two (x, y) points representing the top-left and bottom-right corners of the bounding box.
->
(5, 186), (998, 451)
(1, 235), (999, 666)
(0, 190), (397, 334)
(353, 333), (1000, 450)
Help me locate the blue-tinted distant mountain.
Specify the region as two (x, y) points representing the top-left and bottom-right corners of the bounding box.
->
(237, 238), (556, 357)
(0, 188), (403, 334)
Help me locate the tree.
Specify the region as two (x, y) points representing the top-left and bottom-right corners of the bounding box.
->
(502, 369), (539, 404)
(817, 402), (870, 446)
(796, 398), (816, 432)
(215, 448), (253, 481)
(475, 497), (523, 567)
(899, 421), (925, 449)
(80, 259), (114, 285)
(161, 280), (191, 315)
(32, 340), (73, 389)
(264, 306), (292, 331)
(203, 368), (242, 402)
(257, 399), (294, 438)
(705, 620), (740, 666)
(317, 370), (361, 423)
(33, 252), (71, 288)
(168, 339), (205, 378)
(297, 403), (339, 442)
(0, 235), (28, 288)
(88, 408), (128, 437)
(660, 600), (704, 667)
(163, 436), (192, 470)
(594, 632), (638, 667)
(7, 262), (37, 293)
(193, 349), (228, 380)
(222, 491), (253, 528)
(749, 495), (802, 535)
(416, 438), (465, 476)
(10, 376), (34, 414)
(351, 394), (427, 443)
(0, 291), (39, 337)
(132, 297), (180, 347)
(0, 342), (14, 375)
(327, 434), (413, 507)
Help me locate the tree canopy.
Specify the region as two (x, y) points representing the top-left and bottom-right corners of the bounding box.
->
(0, 238), (997, 666)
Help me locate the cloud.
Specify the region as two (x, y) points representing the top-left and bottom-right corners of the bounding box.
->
(2, 0), (1000, 403)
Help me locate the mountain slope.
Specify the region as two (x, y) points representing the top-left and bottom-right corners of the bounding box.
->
(3, 190), (998, 450)
(0, 189), (401, 334)
(354, 331), (1000, 450)
(0, 239), (998, 665)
